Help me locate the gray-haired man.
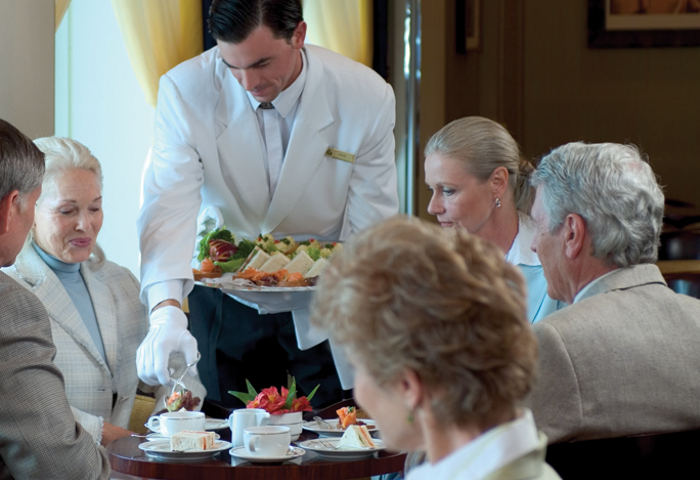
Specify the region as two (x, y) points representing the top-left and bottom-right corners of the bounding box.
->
(527, 142), (700, 444)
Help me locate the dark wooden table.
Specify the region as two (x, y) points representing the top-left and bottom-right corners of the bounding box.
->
(108, 431), (406, 480)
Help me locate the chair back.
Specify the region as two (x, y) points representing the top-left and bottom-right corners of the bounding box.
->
(545, 428), (700, 479)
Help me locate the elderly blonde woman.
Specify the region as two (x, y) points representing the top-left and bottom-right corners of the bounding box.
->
(310, 216), (560, 480)
(425, 116), (560, 323)
(2, 137), (204, 446)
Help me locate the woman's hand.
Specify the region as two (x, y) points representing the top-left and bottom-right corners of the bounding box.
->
(101, 422), (133, 446)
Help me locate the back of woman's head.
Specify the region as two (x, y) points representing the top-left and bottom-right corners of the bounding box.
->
(425, 116), (534, 213)
(310, 215), (537, 428)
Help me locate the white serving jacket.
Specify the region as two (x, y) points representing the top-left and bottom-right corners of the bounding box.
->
(138, 44), (399, 388)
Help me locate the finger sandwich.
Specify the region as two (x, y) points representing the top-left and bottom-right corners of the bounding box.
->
(337, 425), (375, 449)
(170, 431), (216, 451)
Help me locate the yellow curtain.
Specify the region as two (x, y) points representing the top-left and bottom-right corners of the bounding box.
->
(304, 0), (373, 67)
(55, 0), (71, 31)
(111, 0), (203, 106)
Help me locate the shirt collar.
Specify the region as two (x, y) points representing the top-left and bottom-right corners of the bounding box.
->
(505, 213), (541, 267)
(246, 48), (307, 118)
(408, 409), (541, 480)
(573, 269), (619, 303)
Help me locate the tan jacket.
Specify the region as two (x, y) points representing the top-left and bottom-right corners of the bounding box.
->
(528, 264), (700, 443)
(0, 272), (109, 479)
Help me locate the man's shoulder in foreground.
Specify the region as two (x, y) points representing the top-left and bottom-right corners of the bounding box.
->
(0, 271), (110, 479)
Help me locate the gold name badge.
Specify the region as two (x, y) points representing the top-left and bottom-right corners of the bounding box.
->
(325, 147), (355, 163)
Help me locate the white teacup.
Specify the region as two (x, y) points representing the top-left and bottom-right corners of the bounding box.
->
(146, 410), (205, 436)
(229, 408), (270, 448)
(244, 425), (291, 457)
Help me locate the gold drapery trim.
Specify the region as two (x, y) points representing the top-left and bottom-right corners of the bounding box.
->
(304, 0), (373, 67)
(55, 0), (71, 31)
(111, 0), (203, 106)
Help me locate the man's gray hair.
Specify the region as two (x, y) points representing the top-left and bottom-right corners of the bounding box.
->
(531, 142), (664, 267)
(0, 119), (45, 201)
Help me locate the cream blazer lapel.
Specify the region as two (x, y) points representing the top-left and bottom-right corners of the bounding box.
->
(14, 246), (111, 375)
(81, 262), (119, 378)
(261, 50), (335, 234)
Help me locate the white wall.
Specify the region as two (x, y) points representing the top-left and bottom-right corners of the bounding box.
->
(56, 0), (154, 276)
(0, 0), (54, 138)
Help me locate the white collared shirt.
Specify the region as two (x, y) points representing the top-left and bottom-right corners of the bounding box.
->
(247, 49), (307, 183)
(505, 213), (541, 267)
(573, 269), (619, 303)
(406, 409), (541, 480)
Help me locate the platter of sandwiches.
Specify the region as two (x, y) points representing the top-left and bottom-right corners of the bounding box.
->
(193, 229), (341, 290)
(192, 229), (341, 313)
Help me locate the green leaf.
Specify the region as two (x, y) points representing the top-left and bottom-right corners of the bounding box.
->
(215, 257), (245, 273)
(227, 378), (259, 405)
(306, 383), (320, 402)
(284, 378), (296, 410)
(246, 379), (257, 397)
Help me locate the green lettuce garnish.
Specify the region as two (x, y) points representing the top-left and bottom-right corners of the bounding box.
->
(197, 227), (234, 261)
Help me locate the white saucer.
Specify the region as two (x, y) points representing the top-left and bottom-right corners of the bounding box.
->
(146, 417), (229, 435)
(139, 439), (232, 461)
(229, 446), (306, 463)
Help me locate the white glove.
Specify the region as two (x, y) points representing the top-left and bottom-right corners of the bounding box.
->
(137, 305), (199, 386)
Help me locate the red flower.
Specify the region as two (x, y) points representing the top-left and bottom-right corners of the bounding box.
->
(291, 396), (312, 412)
(248, 387), (286, 413)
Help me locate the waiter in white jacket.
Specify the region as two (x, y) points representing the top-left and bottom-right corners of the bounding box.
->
(136, 0), (398, 407)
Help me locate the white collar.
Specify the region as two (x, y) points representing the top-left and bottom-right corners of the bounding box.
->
(407, 409), (541, 480)
(505, 213), (541, 267)
(573, 268), (619, 303)
(247, 48), (307, 118)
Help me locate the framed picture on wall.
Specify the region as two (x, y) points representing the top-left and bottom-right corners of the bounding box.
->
(456, 0), (481, 53)
(589, 0), (700, 47)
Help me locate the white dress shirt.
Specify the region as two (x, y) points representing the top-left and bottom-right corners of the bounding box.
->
(406, 409), (542, 480)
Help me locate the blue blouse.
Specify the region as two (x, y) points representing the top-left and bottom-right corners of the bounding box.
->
(32, 242), (107, 360)
(505, 215), (563, 323)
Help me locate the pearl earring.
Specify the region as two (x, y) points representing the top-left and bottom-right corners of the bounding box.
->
(495, 198), (502, 208)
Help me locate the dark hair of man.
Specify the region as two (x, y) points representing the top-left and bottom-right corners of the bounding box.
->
(0, 119), (45, 200)
(208, 0), (303, 43)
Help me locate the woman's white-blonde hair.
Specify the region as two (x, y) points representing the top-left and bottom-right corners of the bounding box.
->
(310, 215), (537, 428)
(32, 137), (103, 197)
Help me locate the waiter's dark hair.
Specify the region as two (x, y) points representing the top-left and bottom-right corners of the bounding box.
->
(208, 0), (303, 43)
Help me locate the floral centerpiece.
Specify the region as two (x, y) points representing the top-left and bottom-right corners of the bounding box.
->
(228, 377), (319, 414)
(229, 378), (318, 440)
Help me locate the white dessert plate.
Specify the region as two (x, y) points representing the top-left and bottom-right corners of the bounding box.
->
(145, 417), (229, 436)
(296, 438), (385, 460)
(205, 418), (230, 430)
(229, 446), (306, 464)
(146, 432), (220, 441)
(302, 419), (378, 437)
(139, 439), (232, 461)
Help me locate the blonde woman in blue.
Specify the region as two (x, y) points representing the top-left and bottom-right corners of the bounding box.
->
(424, 116), (561, 323)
